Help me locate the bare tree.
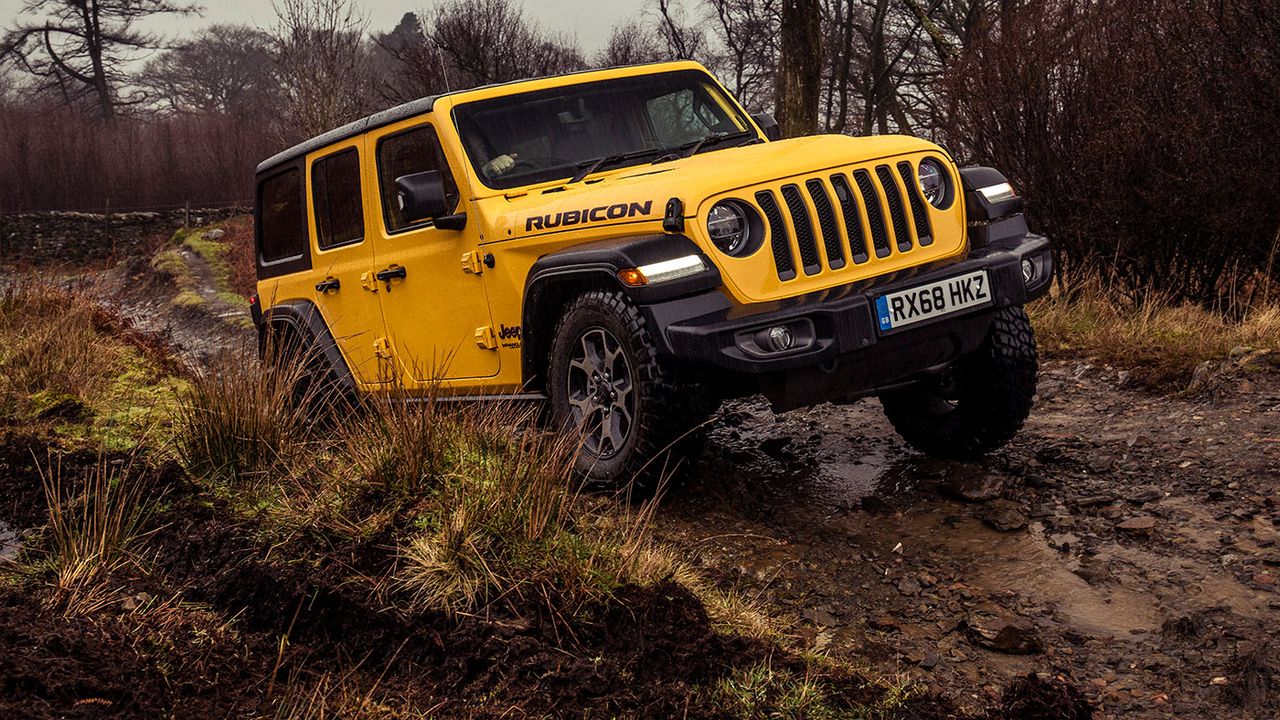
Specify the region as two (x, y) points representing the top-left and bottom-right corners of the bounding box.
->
(141, 24), (276, 115)
(270, 0), (371, 139)
(655, 0), (706, 60)
(430, 0), (585, 86)
(0, 0), (198, 122)
(775, 0), (820, 136)
(372, 11), (444, 102)
(597, 19), (668, 67)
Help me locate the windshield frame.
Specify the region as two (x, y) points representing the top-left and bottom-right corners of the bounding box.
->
(449, 68), (760, 193)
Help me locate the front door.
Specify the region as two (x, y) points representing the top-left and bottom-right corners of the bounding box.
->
(306, 140), (388, 388)
(369, 120), (499, 389)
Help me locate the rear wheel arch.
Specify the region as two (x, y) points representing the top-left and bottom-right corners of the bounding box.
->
(258, 300), (356, 394)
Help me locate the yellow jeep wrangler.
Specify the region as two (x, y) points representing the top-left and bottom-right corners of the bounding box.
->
(251, 61), (1052, 485)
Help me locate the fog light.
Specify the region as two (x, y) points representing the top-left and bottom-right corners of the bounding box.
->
(1021, 259), (1035, 284)
(767, 325), (794, 352)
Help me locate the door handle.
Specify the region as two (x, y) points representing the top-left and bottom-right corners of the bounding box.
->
(315, 277), (341, 293)
(375, 265), (407, 292)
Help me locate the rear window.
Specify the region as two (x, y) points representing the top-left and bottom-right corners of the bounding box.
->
(377, 124), (459, 233)
(258, 168), (307, 263)
(312, 148), (364, 249)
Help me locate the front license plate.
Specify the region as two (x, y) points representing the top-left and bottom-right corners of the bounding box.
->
(875, 270), (992, 332)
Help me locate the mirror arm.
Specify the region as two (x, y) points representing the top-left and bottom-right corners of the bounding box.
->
(434, 212), (467, 231)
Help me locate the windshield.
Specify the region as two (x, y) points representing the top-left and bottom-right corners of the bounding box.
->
(453, 69), (758, 190)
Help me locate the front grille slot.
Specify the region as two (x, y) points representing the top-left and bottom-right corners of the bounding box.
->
(853, 170), (892, 258)
(897, 161), (933, 246)
(780, 184), (821, 275)
(805, 179), (845, 270)
(756, 190), (796, 281)
(830, 174), (869, 264)
(876, 165), (913, 253)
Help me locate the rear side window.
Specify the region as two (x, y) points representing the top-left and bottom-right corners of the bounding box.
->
(312, 148), (364, 249)
(377, 124), (459, 233)
(258, 168), (307, 264)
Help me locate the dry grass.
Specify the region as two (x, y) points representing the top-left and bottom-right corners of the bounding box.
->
(36, 452), (150, 611)
(0, 285), (120, 405)
(173, 346), (315, 485)
(1030, 276), (1280, 385)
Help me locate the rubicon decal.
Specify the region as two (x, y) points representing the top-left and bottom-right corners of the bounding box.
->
(526, 201), (653, 232)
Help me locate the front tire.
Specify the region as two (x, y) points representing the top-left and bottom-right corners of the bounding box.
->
(880, 305), (1038, 460)
(547, 289), (711, 490)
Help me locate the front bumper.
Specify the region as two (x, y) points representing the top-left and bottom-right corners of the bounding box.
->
(642, 230), (1052, 409)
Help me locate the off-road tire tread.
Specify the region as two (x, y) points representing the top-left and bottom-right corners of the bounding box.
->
(549, 289), (712, 490)
(881, 305), (1038, 460)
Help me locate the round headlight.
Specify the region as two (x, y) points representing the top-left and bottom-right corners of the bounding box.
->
(707, 202), (750, 256)
(917, 158), (949, 208)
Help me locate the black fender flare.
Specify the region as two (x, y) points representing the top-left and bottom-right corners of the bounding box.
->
(258, 299), (357, 393)
(520, 233), (721, 390)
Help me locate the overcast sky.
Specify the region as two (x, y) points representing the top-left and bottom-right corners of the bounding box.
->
(0, 0), (650, 55)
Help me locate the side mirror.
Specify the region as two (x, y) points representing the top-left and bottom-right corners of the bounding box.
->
(394, 171), (466, 230)
(751, 111), (782, 142)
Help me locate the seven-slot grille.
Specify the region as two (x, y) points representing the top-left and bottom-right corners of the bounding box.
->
(751, 161), (934, 282)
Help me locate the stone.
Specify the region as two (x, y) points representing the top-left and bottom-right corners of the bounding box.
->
(944, 469), (1005, 502)
(868, 615), (899, 631)
(898, 577), (922, 595)
(919, 652), (940, 670)
(1116, 516), (1157, 534)
(967, 609), (1042, 655)
(982, 501), (1029, 532)
(803, 607), (838, 627)
(1125, 486), (1164, 505)
(1253, 573), (1276, 586)
(202, 228), (226, 240)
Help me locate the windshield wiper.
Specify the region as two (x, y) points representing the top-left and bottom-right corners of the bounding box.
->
(568, 148), (666, 184)
(652, 130), (756, 164)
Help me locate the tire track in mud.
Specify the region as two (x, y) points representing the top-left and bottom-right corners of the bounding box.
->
(659, 359), (1280, 719)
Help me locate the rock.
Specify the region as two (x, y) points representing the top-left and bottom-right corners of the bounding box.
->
(803, 607), (838, 627)
(1188, 360), (1215, 392)
(1072, 494), (1114, 508)
(944, 468), (1005, 502)
(202, 228), (226, 240)
(1125, 486), (1164, 505)
(982, 501), (1029, 532)
(967, 609), (1042, 654)
(919, 652), (940, 670)
(1253, 573), (1276, 586)
(860, 495), (885, 514)
(1116, 516), (1157, 534)
(868, 615), (900, 631)
(760, 436), (795, 460)
(1116, 370), (1132, 387)
(898, 577), (922, 595)
(1229, 345), (1253, 358)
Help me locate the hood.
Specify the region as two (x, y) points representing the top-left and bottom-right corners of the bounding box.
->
(478, 134), (948, 242)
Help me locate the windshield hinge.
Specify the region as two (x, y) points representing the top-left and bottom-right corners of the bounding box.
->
(474, 326), (498, 350)
(462, 250), (485, 274)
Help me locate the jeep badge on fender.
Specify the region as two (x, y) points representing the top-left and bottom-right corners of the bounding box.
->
(252, 61), (1053, 490)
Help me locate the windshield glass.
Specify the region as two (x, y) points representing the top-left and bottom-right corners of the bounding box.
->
(453, 69), (758, 190)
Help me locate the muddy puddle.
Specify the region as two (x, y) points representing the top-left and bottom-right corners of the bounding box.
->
(0, 521), (22, 562)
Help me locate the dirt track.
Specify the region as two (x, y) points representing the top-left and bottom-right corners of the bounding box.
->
(5, 214), (1279, 718)
(663, 357), (1280, 718)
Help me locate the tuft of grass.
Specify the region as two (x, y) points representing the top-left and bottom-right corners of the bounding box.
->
(37, 452), (150, 608)
(701, 661), (918, 720)
(173, 347), (314, 486)
(1030, 275), (1280, 385)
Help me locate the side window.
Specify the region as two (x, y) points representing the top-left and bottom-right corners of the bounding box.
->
(377, 124), (460, 233)
(312, 148), (364, 249)
(258, 168), (307, 264)
(646, 86), (741, 147)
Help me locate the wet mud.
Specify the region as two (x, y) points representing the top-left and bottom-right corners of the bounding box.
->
(661, 359), (1280, 719)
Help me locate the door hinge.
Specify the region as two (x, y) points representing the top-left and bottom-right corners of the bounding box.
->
(474, 326), (498, 350)
(462, 250), (493, 274)
(360, 271), (379, 293)
(373, 337), (393, 359)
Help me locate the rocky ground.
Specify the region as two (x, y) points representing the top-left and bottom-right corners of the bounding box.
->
(663, 356), (1280, 719)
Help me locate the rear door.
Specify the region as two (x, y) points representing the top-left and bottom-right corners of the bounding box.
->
(369, 119), (499, 389)
(306, 140), (389, 388)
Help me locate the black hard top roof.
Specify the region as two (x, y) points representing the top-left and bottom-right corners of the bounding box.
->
(253, 61), (693, 177)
